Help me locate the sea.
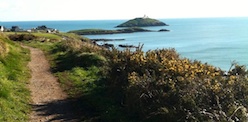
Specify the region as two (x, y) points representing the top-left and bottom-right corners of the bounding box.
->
(1, 17), (248, 71)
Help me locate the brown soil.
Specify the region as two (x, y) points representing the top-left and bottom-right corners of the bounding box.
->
(23, 46), (81, 122)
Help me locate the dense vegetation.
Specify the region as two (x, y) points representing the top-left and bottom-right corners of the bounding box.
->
(23, 32), (248, 121)
(105, 48), (248, 121)
(0, 33), (30, 121)
(116, 17), (168, 27)
(3, 34), (248, 121)
(68, 27), (151, 35)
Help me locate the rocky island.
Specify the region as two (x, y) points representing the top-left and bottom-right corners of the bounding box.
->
(67, 16), (169, 35)
(68, 27), (152, 35)
(116, 16), (168, 27)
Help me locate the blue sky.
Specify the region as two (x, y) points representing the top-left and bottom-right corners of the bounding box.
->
(0, 0), (248, 21)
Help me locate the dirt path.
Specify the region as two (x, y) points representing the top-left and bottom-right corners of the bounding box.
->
(23, 46), (79, 122)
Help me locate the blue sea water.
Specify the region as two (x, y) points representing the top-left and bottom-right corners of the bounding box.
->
(1, 17), (248, 71)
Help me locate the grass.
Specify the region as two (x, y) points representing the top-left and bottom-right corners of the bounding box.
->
(0, 34), (31, 121)
(57, 66), (101, 96)
(0, 33), (9, 56)
(25, 39), (106, 96)
(33, 33), (62, 40)
(24, 35), (123, 121)
(5, 32), (62, 40)
(5, 32), (90, 42)
(56, 33), (90, 42)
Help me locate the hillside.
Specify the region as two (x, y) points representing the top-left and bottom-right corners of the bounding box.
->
(0, 33), (30, 121)
(1, 32), (248, 121)
(23, 32), (248, 121)
(116, 17), (168, 27)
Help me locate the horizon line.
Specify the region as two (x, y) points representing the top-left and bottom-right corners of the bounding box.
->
(1, 16), (248, 22)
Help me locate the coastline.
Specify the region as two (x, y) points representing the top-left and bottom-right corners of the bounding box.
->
(1, 17), (248, 70)
(68, 27), (169, 35)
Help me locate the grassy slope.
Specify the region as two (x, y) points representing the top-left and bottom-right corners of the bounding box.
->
(0, 34), (30, 121)
(5, 32), (62, 40)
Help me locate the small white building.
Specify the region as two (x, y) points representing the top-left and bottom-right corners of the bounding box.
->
(27, 29), (32, 33)
(0, 26), (4, 32)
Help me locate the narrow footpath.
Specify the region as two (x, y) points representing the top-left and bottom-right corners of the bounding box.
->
(23, 46), (79, 122)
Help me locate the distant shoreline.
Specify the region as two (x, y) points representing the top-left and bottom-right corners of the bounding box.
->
(68, 27), (169, 35)
(67, 27), (152, 35)
(1, 17), (248, 32)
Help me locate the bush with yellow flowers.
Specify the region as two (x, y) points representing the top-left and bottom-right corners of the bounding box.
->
(103, 46), (248, 121)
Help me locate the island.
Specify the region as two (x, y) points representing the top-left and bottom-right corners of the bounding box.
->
(116, 16), (168, 27)
(68, 27), (152, 35)
(68, 17), (170, 36)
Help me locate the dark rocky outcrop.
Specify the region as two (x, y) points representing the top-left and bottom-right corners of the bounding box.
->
(158, 29), (170, 32)
(118, 44), (138, 48)
(91, 38), (125, 42)
(102, 43), (114, 48)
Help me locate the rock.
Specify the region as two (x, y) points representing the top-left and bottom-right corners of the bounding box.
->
(118, 44), (138, 48)
(158, 29), (170, 32)
(102, 43), (114, 48)
(91, 38), (125, 42)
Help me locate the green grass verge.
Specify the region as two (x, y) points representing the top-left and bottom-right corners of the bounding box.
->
(33, 33), (62, 40)
(0, 35), (30, 121)
(5, 32), (62, 40)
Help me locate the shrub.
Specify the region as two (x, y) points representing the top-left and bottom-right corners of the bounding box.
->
(103, 46), (248, 121)
(8, 34), (37, 41)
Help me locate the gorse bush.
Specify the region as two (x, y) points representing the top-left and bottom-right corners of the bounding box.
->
(103, 46), (248, 121)
(8, 34), (37, 41)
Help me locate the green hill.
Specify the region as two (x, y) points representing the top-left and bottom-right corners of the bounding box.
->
(116, 17), (168, 27)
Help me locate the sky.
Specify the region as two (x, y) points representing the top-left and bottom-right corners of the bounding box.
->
(0, 0), (248, 21)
